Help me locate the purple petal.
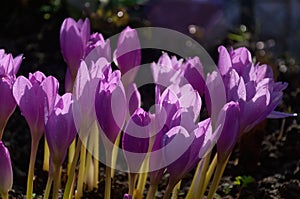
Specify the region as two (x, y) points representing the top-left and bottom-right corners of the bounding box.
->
(217, 46), (232, 76)
(217, 102), (240, 162)
(0, 141), (13, 194)
(267, 111), (297, 119)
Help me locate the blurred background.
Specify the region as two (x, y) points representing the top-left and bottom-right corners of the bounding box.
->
(0, 0), (300, 197)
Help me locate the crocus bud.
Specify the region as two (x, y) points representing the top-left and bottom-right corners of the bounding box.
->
(216, 102), (240, 162)
(114, 26), (141, 88)
(0, 50), (23, 138)
(45, 93), (76, 166)
(95, 66), (126, 144)
(122, 108), (150, 173)
(60, 18), (90, 80)
(13, 72), (59, 140)
(0, 141), (13, 196)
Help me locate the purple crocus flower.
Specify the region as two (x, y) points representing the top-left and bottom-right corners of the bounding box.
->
(217, 46), (292, 133)
(149, 84), (202, 186)
(216, 102), (240, 162)
(60, 18), (90, 81)
(95, 66), (127, 145)
(73, 58), (109, 136)
(151, 53), (184, 90)
(45, 93), (76, 166)
(165, 118), (212, 189)
(122, 108), (150, 173)
(114, 26), (141, 88)
(0, 50), (22, 138)
(151, 53), (206, 96)
(13, 71), (59, 140)
(85, 33), (111, 62)
(0, 141), (13, 197)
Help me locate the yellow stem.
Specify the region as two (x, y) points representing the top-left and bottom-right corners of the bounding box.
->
(135, 157), (149, 199)
(52, 165), (61, 199)
(111, 133), (121, 178)
(26, 140), (39, 199)
(43, 175), (53, 199)
(171, 181), (181, 199)
(202, 154), (218, 195)
(85, 151), (94, 191)
(43, 137), (50, 171)
(93, 123), (99, 189)
(75, 142), (87, 199)
(68, 139), (76, 175)
(1, 192), (8, 199)
(68, 176), (76, 199)
(185, 151), (211, 199)
(128, 173), (137, 196)
(146, 184), (157, 199)
(63, 139), (82, 199)
(104, 166), (112, 199)
(206, 155), (230, 199)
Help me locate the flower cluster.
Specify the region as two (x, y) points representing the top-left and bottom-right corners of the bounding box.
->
(0, 17), (294, 199)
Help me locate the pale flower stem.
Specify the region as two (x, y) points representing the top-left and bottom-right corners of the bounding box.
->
(171, 180), (181, 199)
(52, 164), (61, 199)
(202, 153), (218, 195)
(206, 155), (230, 199)
(163, 183), (175, 199)
(104, 166), (112, 199)
(111, 133), (121, 178)
(85, 151), (94, 191)
(135, 156), (149, 199)
(128, 173), (137, 196)
(185, 151), (211, 199)
(63, 139), (82, 199)
(68, 176), (76, 199)
(43, 175), (53, 199)
(146, 184), (157, 199)
(75, 142), (87, 199)
(67, 139), (76, 175)
(1, 192), (9, 199)
(93, 123), (99, 189)
(43, 137), (50, 171)
(26, 140), (40, 199)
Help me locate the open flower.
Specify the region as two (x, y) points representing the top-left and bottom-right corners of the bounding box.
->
(149, 84), (202, 187)
(0, 141), (13, 198)
(0, 50), (23, 138)
(13, 71), (59, 140)
(216, 46), (292, 133)
(151, 53), (206, 96)
(12, 71), (59, 199)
